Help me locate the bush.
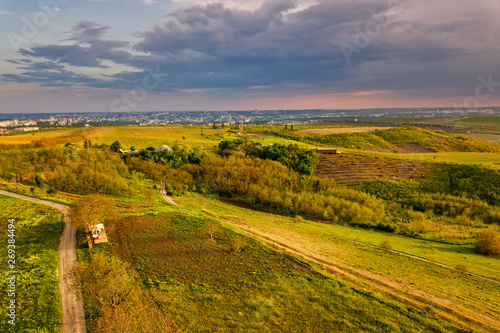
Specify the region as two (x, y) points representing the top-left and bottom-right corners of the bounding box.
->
(46, 186), (58, 195)
(475, 229), (500, 255)
(380, 240), (392, 251)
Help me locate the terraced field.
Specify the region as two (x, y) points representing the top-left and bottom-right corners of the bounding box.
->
(316, 153), (433, 184)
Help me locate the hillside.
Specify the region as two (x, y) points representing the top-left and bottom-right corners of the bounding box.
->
(0, 124), (499, 332)
(279, 126), (500, 153)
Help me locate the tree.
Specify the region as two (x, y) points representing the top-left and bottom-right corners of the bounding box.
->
(130, 146), (136, 151)
(69, 195), (111, 248)
(68, 253), (137, 318)
(46, 186), (57, 195)
(35, 174), (44, 187)
(109, 140), (122, 152)
(476, 229), (500, 255)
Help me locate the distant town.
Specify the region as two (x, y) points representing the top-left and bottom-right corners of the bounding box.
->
(0, 107), (498, 134)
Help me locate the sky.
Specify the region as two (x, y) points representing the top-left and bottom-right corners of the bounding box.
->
(0, 0), (499, 113)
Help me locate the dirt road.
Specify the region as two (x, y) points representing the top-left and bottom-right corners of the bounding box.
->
(0, 190), (86, 333)
(160, 176), (181, 206)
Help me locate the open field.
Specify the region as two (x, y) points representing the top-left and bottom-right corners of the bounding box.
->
(296, 127), (393, 135)
(106, 201), (465, 332)
(0, 128), (94, 147)
(337, 149), (500, 169)
(0, 126), (314, 150)
(176, 194), (500, 332)
(0, 195), (63, 331)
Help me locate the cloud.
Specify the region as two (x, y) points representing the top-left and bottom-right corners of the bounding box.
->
(17, 22), (132, 68)
(4, 0), (500, 99)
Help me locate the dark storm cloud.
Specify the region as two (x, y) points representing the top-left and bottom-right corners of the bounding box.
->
(4, 0), (500, 96)
(17, 22), (132, 68)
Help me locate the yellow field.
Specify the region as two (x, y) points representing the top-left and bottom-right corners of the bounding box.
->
(0, 128), (93, 146)
(341, 148), (500, 169)
(0, 126), (315, 150)
(87, 126), (228, 150)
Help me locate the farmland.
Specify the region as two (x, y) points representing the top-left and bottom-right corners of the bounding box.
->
(179, 194), (500, 331)
(0, 121), (499, 332)
(108, 204), (466, 332)
(0, 125), (314, 150)
(0, 195), (63, 331)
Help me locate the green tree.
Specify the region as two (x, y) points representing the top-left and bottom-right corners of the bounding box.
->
(109, 140), (122, 152)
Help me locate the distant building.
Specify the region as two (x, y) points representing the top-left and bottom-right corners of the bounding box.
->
(117, 149), (140, 157)
(14, 127), (39, 132)
(156, 144), (173, 153)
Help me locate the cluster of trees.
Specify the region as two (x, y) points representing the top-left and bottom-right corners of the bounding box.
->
(359, 164), (500, 224)
(421, 164), (500, 206)
(122, 143), (202, 168)
(218, 140), (317, 174)
(124, 142), (500, 249)
(0, 145), (132, 196)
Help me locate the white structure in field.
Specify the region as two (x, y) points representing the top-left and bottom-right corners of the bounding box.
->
(90, 223), (108, 244)
(156, 144), (173, 153)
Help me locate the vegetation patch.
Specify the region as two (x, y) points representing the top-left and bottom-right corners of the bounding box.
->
(112, 212), (461, 332)
(0, 196), (63, 332)
(277, 126), (500, 153)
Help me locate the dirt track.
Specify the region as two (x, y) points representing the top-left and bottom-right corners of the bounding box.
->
(160, 176), (181, 206)
(215, 213), (500, 333)
(0, 190), (86, 333)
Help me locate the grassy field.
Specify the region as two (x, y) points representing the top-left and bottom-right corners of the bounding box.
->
(0, 195), (63, 332)
(87, 126), (316, 150)
(103, 201), (464, 332)
(174, 194), (500, 331)
(338, 149), (500, 169)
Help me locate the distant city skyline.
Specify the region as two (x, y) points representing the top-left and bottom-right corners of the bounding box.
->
(1, 0), (500, 113)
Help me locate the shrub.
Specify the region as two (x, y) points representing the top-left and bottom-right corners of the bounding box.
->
(455, 264), (468, 275)
(380, 240), (392, 251)
(46, 186), (58, 195)
(475, 229), (500, 255)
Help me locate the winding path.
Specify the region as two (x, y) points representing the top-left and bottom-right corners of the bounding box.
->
(160, 176), (181, 206)
(0, 190), (86, 333)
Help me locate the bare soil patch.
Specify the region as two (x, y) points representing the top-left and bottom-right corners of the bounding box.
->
(316, 154), (434, 184)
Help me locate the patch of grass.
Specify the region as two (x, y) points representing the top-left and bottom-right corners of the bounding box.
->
(0, 195), (63, 332)
(177, 194), (500, 323)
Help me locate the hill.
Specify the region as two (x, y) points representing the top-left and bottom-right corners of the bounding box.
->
(279, 126), (500, 153)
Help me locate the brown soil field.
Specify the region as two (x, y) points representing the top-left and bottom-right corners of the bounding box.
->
(296, 127), (393, 135)
(316, 153), (434, 184)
